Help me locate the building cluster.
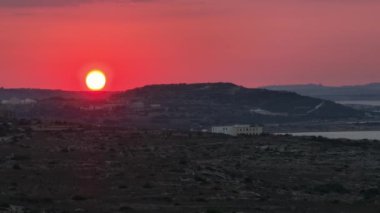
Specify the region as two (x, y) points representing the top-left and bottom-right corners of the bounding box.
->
(211, 124), (263, 136)
(1, 98), (37, 105)
(79, 103), (124, 111)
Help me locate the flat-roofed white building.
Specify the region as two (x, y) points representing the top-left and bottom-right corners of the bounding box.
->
(211, 125), (263, 136)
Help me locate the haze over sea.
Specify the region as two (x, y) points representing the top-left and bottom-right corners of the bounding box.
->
(290, 131), (380, 141)
(337, 101), (380, 106)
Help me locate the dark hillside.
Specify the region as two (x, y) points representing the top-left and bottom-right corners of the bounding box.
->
(0, 83), (365, 129)
(112, 83), (364, 128)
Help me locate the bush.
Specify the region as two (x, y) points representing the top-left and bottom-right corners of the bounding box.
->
(72, 195), (88, 201)
(206, 208), (223, 213)
(142, 182), (154, 189)
(361, 188), (380, 200)
(313, 182), (350, 194)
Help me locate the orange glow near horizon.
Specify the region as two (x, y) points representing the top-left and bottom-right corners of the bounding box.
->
(86, 70), (107, 91)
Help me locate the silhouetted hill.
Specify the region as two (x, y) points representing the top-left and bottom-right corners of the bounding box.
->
(264, 83), (380, 101)
(0, 83), (366, 129)
(112, 83), (364, 127)
(0, 88), (115, 100)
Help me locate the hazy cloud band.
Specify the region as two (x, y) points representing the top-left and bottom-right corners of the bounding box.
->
(0, 0), (152, 7)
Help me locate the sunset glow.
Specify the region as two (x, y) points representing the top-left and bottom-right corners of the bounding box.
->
(86, 70), (106, 91)
(0, 1), (379, 90)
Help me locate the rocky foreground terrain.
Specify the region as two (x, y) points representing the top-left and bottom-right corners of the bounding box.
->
(1, 129), (380, 213)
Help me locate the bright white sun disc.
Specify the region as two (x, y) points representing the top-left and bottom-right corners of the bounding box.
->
(86, 70), (106, 91)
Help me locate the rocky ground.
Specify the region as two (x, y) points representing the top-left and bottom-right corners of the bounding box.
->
(0, 129), (380, 213)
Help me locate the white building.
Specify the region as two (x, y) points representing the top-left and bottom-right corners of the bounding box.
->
(211, 124), (263, 136)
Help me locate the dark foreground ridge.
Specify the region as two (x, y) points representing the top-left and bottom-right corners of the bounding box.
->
(1, 128), (380, 212)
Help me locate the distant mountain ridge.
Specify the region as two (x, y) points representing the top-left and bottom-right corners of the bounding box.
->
(264, 83), (380, 101)
(0, 83), (366, 128)
(110, 83), (364, 127)
(0, 88), (115, 101)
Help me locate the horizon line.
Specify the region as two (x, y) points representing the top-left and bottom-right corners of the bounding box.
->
(0, 81), (379, 92)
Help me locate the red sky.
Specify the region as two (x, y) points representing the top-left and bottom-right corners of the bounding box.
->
(0, 0), (379, 91)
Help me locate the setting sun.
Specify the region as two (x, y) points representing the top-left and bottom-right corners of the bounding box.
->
(86, 70), (106, 91)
